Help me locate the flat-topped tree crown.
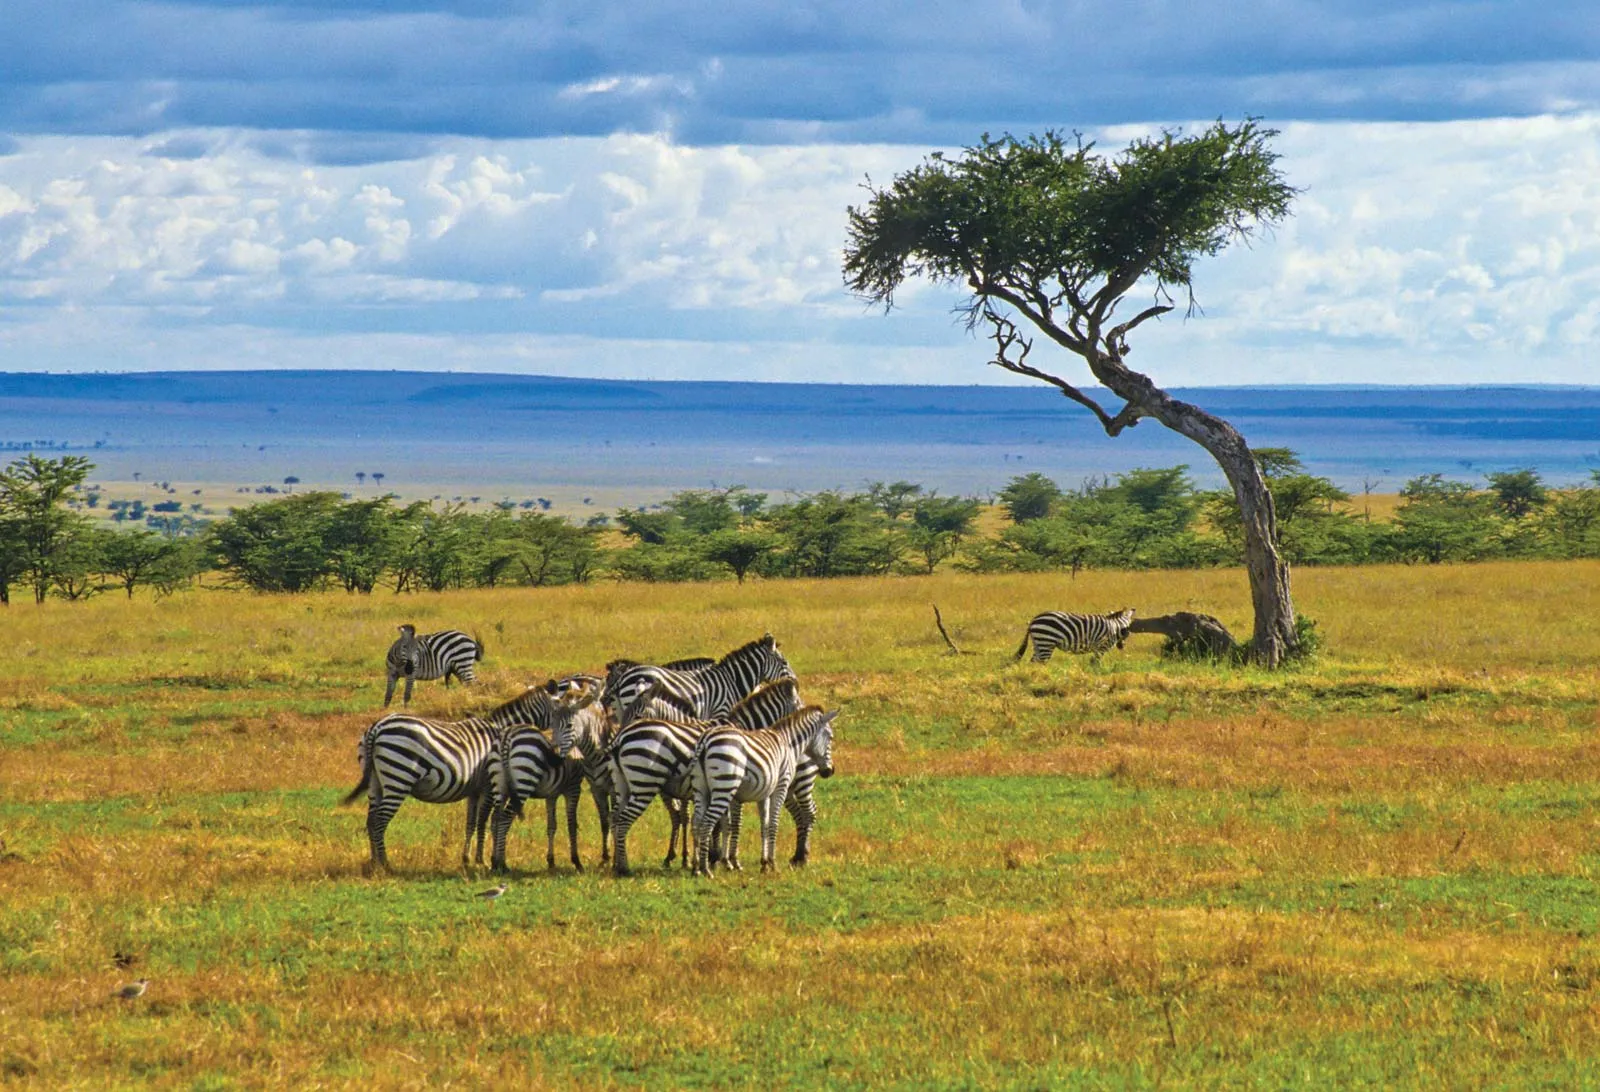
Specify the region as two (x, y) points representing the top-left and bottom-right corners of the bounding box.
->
(843, 120), (1303, 666)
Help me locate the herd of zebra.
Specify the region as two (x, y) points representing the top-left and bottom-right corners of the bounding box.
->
(348, 627), (833, 877)
(345, 606), (1136, 879)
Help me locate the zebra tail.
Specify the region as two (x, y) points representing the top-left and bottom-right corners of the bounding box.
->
(1013, 628), (1031, 660)
(339, 737), (372, 807)
(498, 739), (525, 820)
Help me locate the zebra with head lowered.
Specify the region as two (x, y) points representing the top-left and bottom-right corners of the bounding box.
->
(384, 624), (484, 706)
(605, 636), (797, 875)
(1014, 608), (1136, 665)
(489, 675), (606, 873)
(690, 706), (837, 876)
(343, 683), (572, 875)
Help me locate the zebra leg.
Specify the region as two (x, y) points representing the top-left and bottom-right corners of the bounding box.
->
(469, 791), (492, 867)
(610, 789), (656, 878)
(759, 793), (784, 874)
(402, 675), (415, 705)
(364, 795), (403, 875)
(383, 674), (398, 707)
(725, 804), (745, 872)
(786, 789), (817, 867)
(692, 790), (731, 878)
(591, 784), (612, 866)
(490, 803), (514, 873)
(1032, 639), (1054, 663)
(663, 796), (688, 869)
(566, 785), (583, 871)
(544, 796), (559, 870)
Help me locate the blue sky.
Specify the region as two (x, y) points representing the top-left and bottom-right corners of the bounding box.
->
(1, 1), (1598, 384)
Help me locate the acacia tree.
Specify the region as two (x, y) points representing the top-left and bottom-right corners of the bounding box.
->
(844, 120), (1301, 664)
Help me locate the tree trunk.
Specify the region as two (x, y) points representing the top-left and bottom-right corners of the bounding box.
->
(1094, 374), (1298, 666)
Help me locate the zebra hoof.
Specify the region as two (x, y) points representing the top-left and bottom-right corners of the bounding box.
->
(760, 860), (775, 874)
(571, 859), (584, 873)
(789, 855), (808, 867)
(613, 865), (632, 878)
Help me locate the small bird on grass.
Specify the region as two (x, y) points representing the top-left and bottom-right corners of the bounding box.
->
(113, 979), (149, 1001)
(475, 883), (508, 901)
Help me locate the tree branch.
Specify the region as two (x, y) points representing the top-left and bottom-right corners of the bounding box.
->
(983, 308), (1140, 435)
(1107, 304), (1173, 357)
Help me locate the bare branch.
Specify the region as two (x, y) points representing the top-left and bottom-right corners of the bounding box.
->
(983, 308), (1138, 434)
(1107, 304), (1173, 357)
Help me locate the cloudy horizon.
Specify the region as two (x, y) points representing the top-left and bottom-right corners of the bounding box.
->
(2, 2), (1598, 386)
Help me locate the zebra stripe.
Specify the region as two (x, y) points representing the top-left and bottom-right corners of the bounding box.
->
(607, 634), (793, 728)
(1014, 608), (1135, 664)
(543, 674), (615, 869)
(690, 707), (837, 876)
(489, 727), (587, 873)
(342, 684), (554, 874)
(701, 677), (825, 870)
(604, 666), (801, 876)
(384, 624), (484, 706)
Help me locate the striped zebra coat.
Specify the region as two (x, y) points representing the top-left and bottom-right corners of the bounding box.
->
(486, 674), (609, 873)
(343, 684), (561, 874)
(690, 707), (837, 876)
(604, 635), (793, 728)
(605, 669), (801, 876)
(384, 625), (484, 706)
(1014, 608), (1136, 665)
(694, 677), (826, 870)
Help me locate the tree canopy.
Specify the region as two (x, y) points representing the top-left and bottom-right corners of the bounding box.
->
(843, 120), (1304, 665)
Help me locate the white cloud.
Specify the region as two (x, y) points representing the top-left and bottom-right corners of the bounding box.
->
(1, 116), (1599, 384)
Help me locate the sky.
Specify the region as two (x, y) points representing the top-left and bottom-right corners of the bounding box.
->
(1, 1), (1599, 386)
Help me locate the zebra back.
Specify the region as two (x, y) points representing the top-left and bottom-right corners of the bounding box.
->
(612, 634), (794, 726)
(1016, 608), (1136, 661)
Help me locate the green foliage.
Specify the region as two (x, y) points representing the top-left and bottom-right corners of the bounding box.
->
(997, 472), (1063, 523)
(0, 454), (94, 604)
(763, 492), (902, 578)
(844, 121), (1294, 308)
(697, 528), (780, 584)
(207, 491), (347, 592)
(1392, 475), (1500, 564)
(1486, 468), (1549, 519)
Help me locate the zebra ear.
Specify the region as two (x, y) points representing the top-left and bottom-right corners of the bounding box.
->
(819, 709), (839, 727)
(762, 633), (776, 647)
(398, 623), (415, 637)
(544, 678), (560, 694)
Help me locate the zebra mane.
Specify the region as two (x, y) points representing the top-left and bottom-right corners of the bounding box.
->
(727, 677), (800, 716)
(638, 680), (698, 717)
(487, 685), (555, 729)
(760, 704), (832, 741)
(718, 633), (779, 666)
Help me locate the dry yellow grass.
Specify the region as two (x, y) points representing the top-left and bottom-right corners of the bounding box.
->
(2, 561), (1599, 1087)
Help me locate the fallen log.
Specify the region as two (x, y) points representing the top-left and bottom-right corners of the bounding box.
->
(1128, 612), (1239, 660)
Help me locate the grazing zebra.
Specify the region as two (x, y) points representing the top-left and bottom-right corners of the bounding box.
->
(606, 670), (801, 877)
(690, 707), (837, 876)
(606, 634), (794, 728)
(384, 624), (484, 706)
(1013, 608), (1136, 665)
(342, 684), (566, 874)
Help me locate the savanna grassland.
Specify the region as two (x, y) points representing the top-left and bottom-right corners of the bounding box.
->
(3, 563), (1600, 1089)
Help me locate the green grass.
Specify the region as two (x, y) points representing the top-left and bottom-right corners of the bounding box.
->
(2, 565), (1600, 1087)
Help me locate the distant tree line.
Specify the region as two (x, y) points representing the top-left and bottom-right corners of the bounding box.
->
(2, 452), (1599, 602)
